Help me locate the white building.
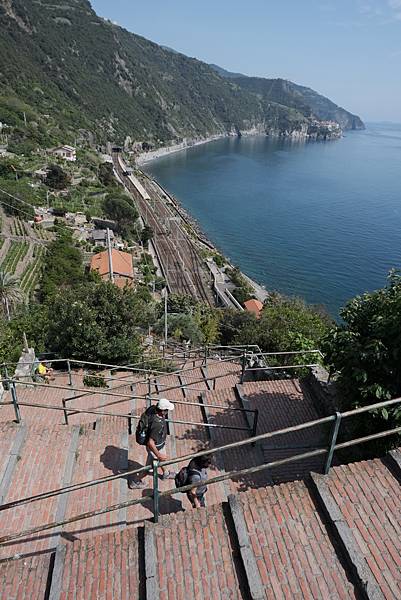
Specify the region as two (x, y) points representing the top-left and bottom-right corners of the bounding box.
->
(51, 145), (76, 162)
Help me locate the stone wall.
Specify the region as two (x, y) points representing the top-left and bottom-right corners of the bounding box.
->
(304, 365), (340, 416)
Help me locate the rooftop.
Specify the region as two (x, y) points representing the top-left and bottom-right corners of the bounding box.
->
(244, 298), (263, 317)
(90, 248), (134, 287)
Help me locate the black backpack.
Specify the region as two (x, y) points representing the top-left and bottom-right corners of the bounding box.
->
(135, 406), (157, 445)
(175, 466), (200, 491)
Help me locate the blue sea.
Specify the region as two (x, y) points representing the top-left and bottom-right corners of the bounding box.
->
(144, 123), (401, 317)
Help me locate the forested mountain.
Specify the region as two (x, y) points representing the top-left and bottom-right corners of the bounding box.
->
(0, 0), (363, 147)
(227, 76), (364, 131)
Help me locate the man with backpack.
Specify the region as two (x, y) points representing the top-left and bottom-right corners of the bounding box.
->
(130, 398), (175, 488)
(175, 454), (212, 508)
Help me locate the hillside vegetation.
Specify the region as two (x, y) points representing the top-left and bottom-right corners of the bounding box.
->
(0, 0), (363, 148)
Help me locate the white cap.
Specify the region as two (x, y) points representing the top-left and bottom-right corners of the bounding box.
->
(157, 398), (174, 411)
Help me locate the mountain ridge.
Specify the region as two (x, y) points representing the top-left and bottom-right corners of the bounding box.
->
(0, 0), (364, 149)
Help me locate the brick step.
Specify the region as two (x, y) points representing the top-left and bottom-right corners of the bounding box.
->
(0, 372), (115, 426)
(311, 459), (401, 599)
(62, 417), (128, 543)
(146, 504), (245, 600)
(204, 387), (268, 494)
(238, 380), (330, 483)
(0, 422), (23, 492)
(1, 452), (400, 599)
(0, 423), (79, 560)
(204, 360), (241, 390)
(0, 373), (73, 424)
(0, 554), (52, 600)
(48, 527), (139, 600)
(228, 480), (359, 599)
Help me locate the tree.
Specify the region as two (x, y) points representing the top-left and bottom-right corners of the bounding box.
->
(256, 295), (331, 355)
(154, 313), (204, 344)
(103, 194), (138, 239)
(0, 304), (49, 364)
(322, 271), (401, 454)
(0, 270), (23, 320)
(165, 294), (197, 315)
(40, 227), (85, 300)
(45, 281), (152, 363)
(193, 305), (220, 344)
(140, 224), (154, 247)
(219, 309), (259, 346)
(98, 162), (114, 187)
(45, 165), (69, 190)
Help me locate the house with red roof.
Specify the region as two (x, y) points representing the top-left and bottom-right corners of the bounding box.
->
(90, 248), (134, 288)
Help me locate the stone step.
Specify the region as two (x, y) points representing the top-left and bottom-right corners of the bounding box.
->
(311, 459), (401, 599)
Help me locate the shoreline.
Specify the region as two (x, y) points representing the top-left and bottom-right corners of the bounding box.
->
(138, 166), (270, 304)
(135, 124), (343, 167)
(136, 133), (230, 166)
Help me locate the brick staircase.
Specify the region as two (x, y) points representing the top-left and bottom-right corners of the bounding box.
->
(1, 361), (400, 598)
(1, 455), (400, 599)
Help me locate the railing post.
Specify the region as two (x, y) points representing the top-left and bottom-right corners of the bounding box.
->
(62, 399), (69, 425)
(252, 409), (259, 439)
(213, 377), (216, 391)
(147, 377), (151, 398)
(146, 393), (151, 409)
(67, 360), (72, 386)
(152, 459), (160, 523)
(324, 412), (342, 474)
(240, 351), (246, 384)
(10, 382), (21, 424)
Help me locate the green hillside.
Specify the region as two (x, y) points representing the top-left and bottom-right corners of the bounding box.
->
(0, 0), (363, 148)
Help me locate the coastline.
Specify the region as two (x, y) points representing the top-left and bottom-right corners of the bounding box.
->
(135, 123), (342, 167)
(139, 165), (270, 304)
(136, 133), (229, 166)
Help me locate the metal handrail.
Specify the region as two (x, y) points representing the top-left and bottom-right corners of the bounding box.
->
(0, 400), (251, 434)
(61, 365), (242, 409)
(0, 394), (400, 542)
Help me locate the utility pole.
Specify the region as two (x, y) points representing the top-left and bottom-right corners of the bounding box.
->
(162, 287), (168, 346)
(106, 228), (114, 283)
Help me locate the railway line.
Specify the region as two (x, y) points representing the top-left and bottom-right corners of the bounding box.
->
(112, 153), (214, 306)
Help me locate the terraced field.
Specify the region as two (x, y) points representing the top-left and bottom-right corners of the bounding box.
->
(0, 240), (29, 274)
(20, 245), (46, 300)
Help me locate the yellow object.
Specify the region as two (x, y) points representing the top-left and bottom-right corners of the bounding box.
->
(37, 363), (47, 375)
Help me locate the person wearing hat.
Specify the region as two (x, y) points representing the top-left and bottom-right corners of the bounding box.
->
(129, 397), (175, 488)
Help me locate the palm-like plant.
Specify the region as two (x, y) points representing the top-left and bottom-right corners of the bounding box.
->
(0, 269), (22, 320)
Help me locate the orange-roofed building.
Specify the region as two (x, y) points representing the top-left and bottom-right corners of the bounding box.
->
(90, 249), (134, 288)
(244, 298), (264, 318)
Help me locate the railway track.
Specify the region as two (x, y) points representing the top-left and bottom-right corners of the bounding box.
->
(112, 153), (214, 305)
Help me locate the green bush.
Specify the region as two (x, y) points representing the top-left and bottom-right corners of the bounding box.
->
(83, 371), (107, 388)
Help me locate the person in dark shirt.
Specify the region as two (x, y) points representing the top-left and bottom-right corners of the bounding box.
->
(129, 398), (175, 488)
(187, 454), (212, 508)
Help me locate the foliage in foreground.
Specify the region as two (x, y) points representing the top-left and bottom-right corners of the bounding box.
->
(322, 271), (401, 453)
(220, 293), (331, 354)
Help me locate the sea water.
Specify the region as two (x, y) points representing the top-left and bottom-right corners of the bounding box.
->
(145, 123), (401, 317)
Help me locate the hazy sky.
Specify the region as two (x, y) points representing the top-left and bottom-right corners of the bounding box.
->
(91, 0), (401, 122)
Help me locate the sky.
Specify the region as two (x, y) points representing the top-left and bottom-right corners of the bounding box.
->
(91, 0), (401, 122)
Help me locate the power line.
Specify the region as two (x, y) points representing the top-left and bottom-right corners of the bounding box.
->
(0, 197), (36, 221)
(0, 186), (39, 212)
